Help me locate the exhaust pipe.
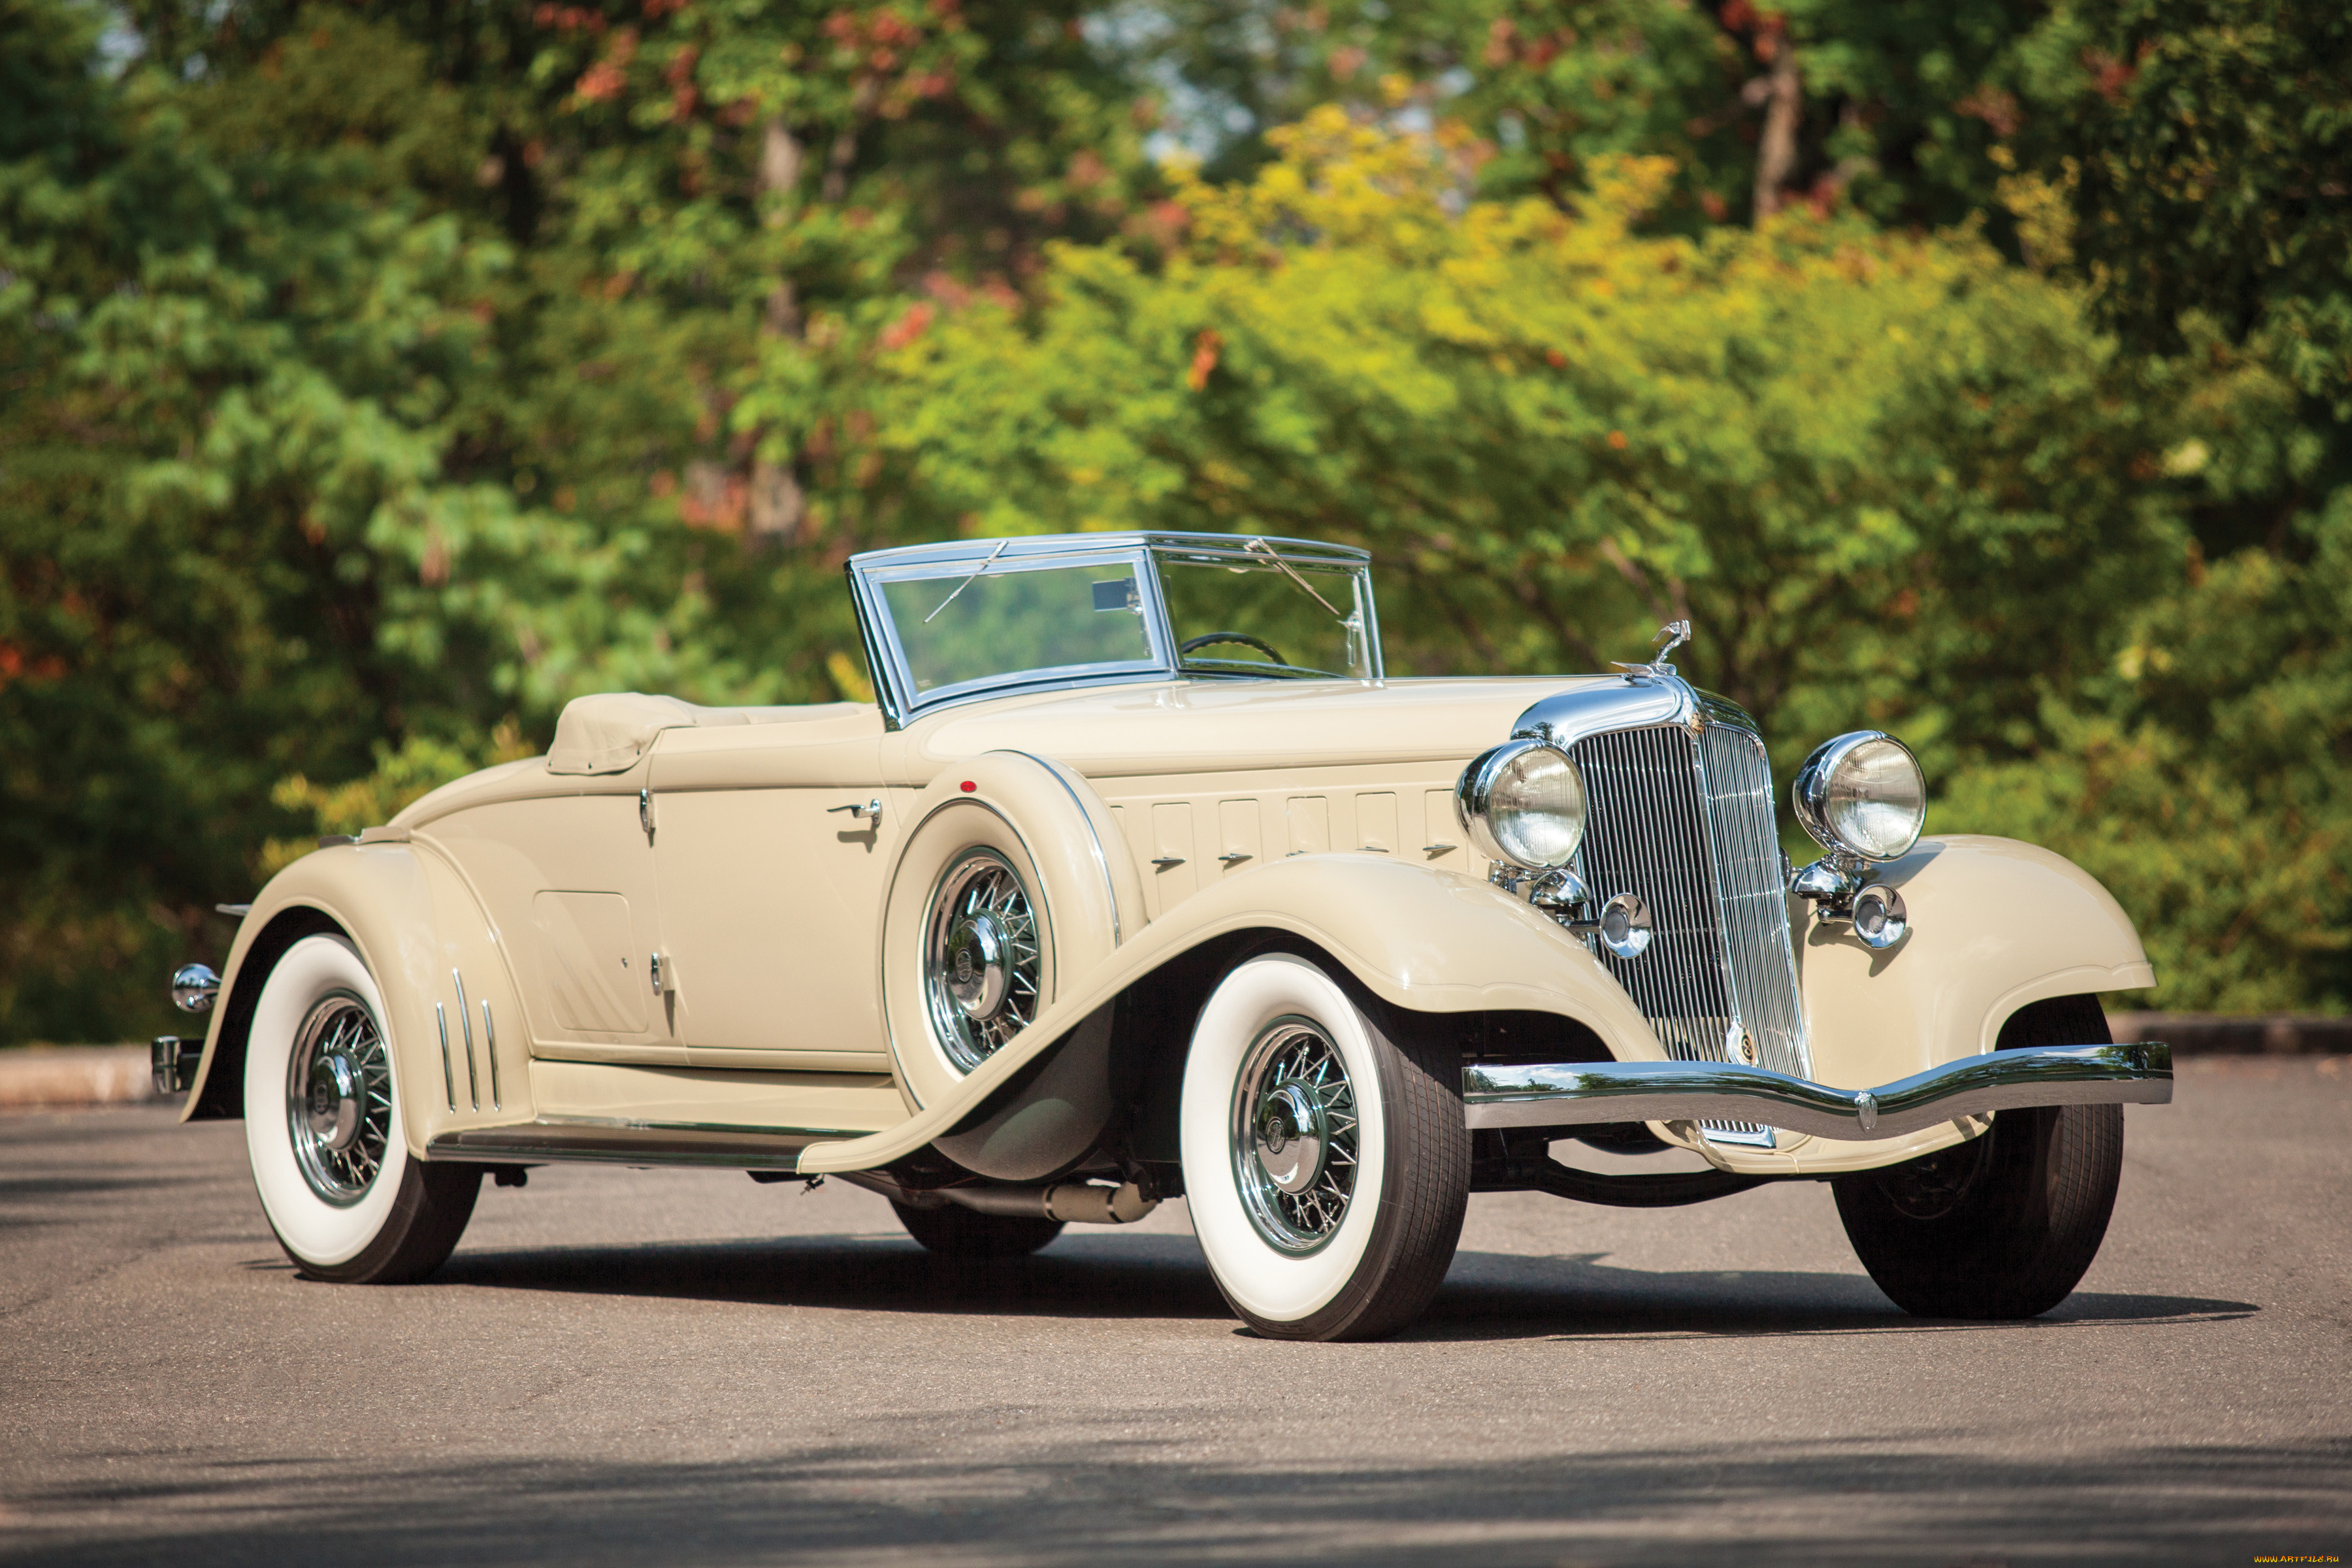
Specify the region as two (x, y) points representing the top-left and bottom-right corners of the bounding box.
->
(941, 1181), (1160, 1225)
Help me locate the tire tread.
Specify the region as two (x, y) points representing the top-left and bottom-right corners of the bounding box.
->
(1833, 994), (2123, 1319)
(1243, 972), (1470, 1343)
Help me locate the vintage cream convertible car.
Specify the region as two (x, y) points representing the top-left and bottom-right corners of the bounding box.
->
(159, 532), (2171, 1340)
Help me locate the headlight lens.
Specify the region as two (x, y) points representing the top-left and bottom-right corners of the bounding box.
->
(1792, 731), (1925, 862)
(1456, 740), (1587, 869)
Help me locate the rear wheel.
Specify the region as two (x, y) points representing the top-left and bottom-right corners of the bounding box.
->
(890, 1200), (1065, 1258)
(1833, 994), (2124, 1319)
(243, 935), (480, 1283)
(1179, 952), (1469, 1341)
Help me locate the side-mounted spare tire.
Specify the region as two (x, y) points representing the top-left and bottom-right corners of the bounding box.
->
(242, 934), (480, 1282)
(877, 753), (1146, 1174)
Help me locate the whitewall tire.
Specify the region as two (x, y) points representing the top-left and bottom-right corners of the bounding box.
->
(1179, 952), (1469, 1341)
(243, 935), (480, 1282)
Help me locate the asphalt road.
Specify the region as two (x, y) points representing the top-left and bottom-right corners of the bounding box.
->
(2, 1057), (2345, 1568)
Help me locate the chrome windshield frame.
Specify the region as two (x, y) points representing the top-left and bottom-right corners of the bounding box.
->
(845, 532), (1380, 729)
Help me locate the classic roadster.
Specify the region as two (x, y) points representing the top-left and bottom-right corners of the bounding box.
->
(159, 531), (2170, 1341)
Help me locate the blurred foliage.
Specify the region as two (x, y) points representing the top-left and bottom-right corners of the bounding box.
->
(1, 0), (1160, 1039)
(1, 0), (2346, 1039)
(259, 719), (538, 876)
(877, 110), (2350, 1008)
(883, 114), (2185, 747)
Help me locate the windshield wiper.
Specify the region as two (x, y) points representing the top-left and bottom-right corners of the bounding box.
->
(1245, 536), (1346, 621)
(922, 539), (1011, 624)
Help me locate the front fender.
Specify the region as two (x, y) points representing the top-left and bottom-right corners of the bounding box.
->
(1799, 834), (2153, 1095)
(179, 838), (531, 1154)
(800, 853), (1663, 1173)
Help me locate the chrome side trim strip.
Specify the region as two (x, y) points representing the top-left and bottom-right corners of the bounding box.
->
(480, 998), (502, 1111)
(434, 1003), (456, 1111)
(452, 969), (479, 1111)
(426, 1117), (859, 1171)
(1462, 1042), (2172, 1139)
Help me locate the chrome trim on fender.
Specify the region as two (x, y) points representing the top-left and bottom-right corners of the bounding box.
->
(452, 969), (480, 1111)
(480, 998), (502, 1111)
(1462, 1042), (2172, 1139)
(434, 1002), (456, 1112)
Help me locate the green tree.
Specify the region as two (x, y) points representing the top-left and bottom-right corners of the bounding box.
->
(0, 0), (1161, 1043)
(883, 114), (2188, 760)
(880, 110), (2340, 1006)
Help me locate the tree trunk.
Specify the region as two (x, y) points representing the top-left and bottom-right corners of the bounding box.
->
(749, 117), (806, 544)
(1752, 22), (1801, 223)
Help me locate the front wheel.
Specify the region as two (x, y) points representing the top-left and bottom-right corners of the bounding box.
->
(1179, 952), (1469, 1341)
(1833, 994), (2124, 1319)
(243, 935), (480, 1283)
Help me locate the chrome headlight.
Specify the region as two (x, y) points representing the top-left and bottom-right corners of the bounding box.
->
(1792, 731), (1925, 862)
(1456, 740), (1587, 870)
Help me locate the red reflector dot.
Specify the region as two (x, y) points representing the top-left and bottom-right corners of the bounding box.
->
(960, 780), (977, 792)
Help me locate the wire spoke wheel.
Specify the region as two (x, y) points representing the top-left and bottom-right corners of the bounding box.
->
(246, 934), (479, 1282)
(923, 848), (1043, 1071)
(1231, 1019), (1361, 1254)
(284, 992), (393, 1207)
(1181, 953), (1469, 1341)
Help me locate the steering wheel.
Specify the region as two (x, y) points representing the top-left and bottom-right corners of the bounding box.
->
(1181, 630), (1290, 666)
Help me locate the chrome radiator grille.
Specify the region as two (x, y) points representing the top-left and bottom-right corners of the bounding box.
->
(1569, 722), (1810, 1145)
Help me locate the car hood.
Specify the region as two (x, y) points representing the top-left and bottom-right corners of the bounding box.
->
(902, 676), (1620, 779)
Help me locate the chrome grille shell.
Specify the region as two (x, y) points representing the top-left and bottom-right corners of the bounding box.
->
(1513, 679), (1810, 1147)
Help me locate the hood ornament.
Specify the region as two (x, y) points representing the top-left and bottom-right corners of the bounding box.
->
(1613, 620), (1690, 681)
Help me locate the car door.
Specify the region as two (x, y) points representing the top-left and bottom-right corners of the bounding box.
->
(646, 712), (898, 1071)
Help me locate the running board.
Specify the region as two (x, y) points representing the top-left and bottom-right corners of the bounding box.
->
(427, 1117), (855, 1171)
(1462, 1041), (2172, 1140)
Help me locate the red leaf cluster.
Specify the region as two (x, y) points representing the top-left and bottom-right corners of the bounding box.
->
(1187, 329), (1222, 391)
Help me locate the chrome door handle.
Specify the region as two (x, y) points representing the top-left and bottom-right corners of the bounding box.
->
(828, 798), (884, 825)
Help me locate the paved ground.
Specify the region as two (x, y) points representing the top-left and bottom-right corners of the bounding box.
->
(1, 1057), (2345, 1567)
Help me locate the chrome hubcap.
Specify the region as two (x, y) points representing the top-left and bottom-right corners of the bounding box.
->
(924, 849), (1041, 1071)
(286, 994), (391, 1206)
(944, 911), (1012, 1021)
(1232, 1020), (1359, 1253)
(1252, 1082), (1326, 1195)
(304, 1054), (364, 1151)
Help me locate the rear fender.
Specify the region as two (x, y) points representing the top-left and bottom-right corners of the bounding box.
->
(179, 840), (532, 1154)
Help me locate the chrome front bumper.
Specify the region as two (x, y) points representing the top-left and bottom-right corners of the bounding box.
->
(1462, 1041), (2172, 1140)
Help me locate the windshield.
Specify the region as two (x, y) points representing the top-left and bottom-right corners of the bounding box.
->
(1158, 553), (1372, 681)
(879, 560), (1156, 698)
(849, 533), (1381, 725)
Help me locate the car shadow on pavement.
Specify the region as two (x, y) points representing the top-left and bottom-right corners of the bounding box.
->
(1411, 1249), (2260, 1341)
(7, 1434), (2346, 1567)
(430, 1231), (1240, 1320)
(422, 1235), (2258, 1343)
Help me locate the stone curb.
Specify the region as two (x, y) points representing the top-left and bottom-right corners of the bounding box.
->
(2106, 1013), (2352, 1056)
(0, 1047), (159, 1112)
